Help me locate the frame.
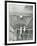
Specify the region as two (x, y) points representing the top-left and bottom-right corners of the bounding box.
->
(5, 1), (36, 45)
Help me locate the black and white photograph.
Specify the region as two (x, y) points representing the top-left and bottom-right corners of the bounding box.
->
(5, 1), (36, 45)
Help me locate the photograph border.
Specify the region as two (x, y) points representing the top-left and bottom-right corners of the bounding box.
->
(5, 1), (36, 45)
